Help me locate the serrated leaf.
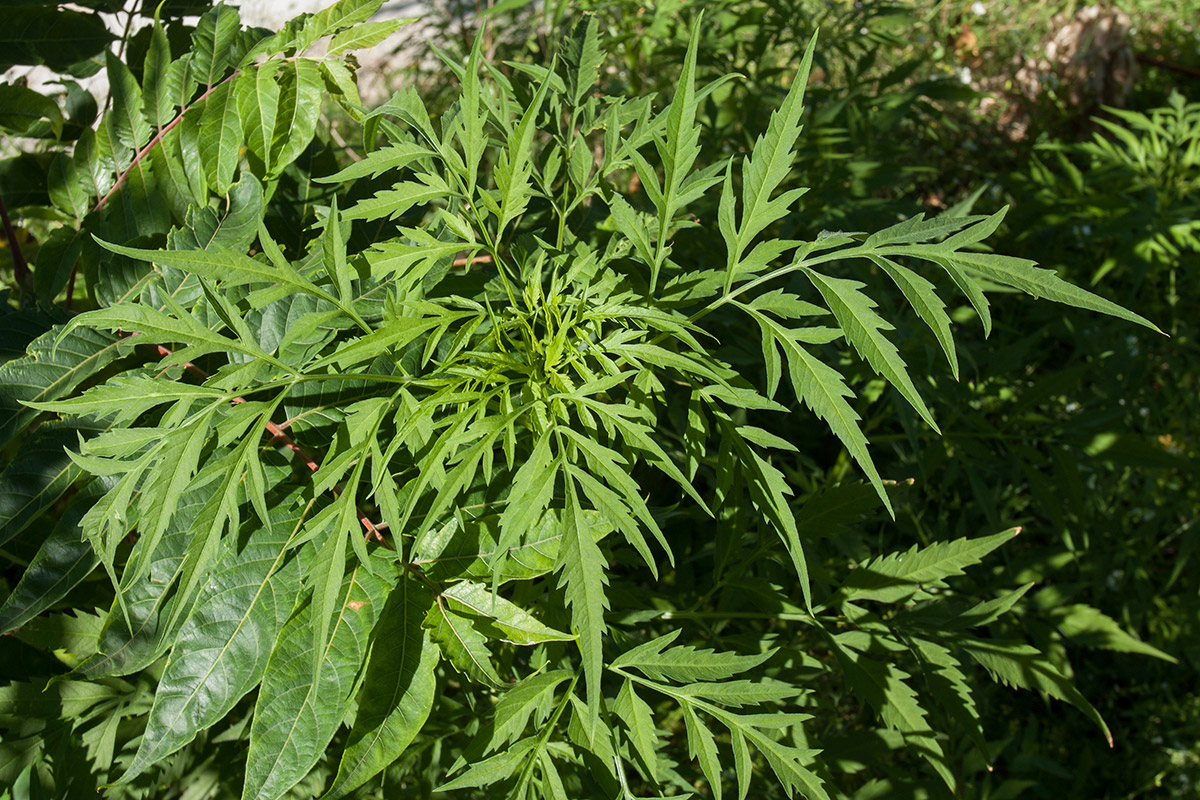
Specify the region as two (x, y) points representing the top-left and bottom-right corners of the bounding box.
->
(959, 636), (1112, 746)
(488, 670), (571, 754)
(438, 738), (537, 792)
(839, 528), (1018, 603)
(119, 508), (303, 782)
(683, 704), (723, 800)
(343, 172), (452, 222)
(869, 254), (959, 379)
(423, 597), (502, 688)
(443, 581), (573, 645)
(803, 267), (939, 431)
(749, 309), (890, 514)
(324, 576), (438, 800)
(242, 561), (393, 800)
(1053, 604), (1176, 662)
(95, 238), (333, 305)
(728, 33), (817, 276)
(615, 678), (658, 781)
(831, 640), (953, 790)
(613, 631), (773, 684)
(317, 142), (434, 184)
(559, 478), (608, 732)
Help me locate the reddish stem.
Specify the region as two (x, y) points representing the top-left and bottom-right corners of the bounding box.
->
(0, 194), (30, 291)
(94, 74), (237, 213)
(152, 342), (386, 543)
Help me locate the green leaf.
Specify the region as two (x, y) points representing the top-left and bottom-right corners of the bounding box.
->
(342, 172), (452, 222)
(106, 50), (150, 150)
(613, 630), (773, 683)
(142, 14), (178, 131)
(868, 254), (959, 379)
(28, 375), (227, 424)
(191, 3), (240, 88)
(683, 704), (723, 800)
(614, 678), (658, 781)
(0, 83), (63, 138)
(831, 639), (953, 790)
(238, 62), (281, 171)
(838, 528), (1018, 604)
(198, 80), (241, 195)
(119, 509), (304, 782)
(242, 561), (393, 800)
(749, 308), (890, 514)
(559, 476), (609, 733)
(1052, 604), (1177, 662)
(496, 63), (553, 234)
(0, 479), (109, 635)
(442, 580), (573, 645)
(959, 636), (1113, 747)
(323, 576), (438, 800)
(802, 268), (938, 432)
(269, 58), (323, 175)
(0, 422), (96, 549)
(73, 493), (209, 679)
(438, 739), (537, 792)
(423, 597), (503, 688)
(328, 19), (405, 57)
(95, 238), (333, 306)
(54, 302), (278, 366)
(488, 670), (571, 754)
(728, 33), (817, 273)
(316, 142), (434, 184)
(0, 324), (120, 447)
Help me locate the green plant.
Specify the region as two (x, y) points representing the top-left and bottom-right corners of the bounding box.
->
(0, 3), (1169, 799)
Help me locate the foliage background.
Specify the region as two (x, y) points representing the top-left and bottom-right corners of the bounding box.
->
(0, 1), (1197, 799)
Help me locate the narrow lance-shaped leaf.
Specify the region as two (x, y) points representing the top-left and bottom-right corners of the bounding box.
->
(802, 267), (939, 432)
(118, 499), (305, 783)
(559, 472), (609, 733)
(242, 561), (393, 800)
(323, 576), (439, 800)
(725, 32), (817, 288)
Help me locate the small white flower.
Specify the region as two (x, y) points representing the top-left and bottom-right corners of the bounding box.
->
(955, 66), (973, 84)
(971, 1), (986, 15)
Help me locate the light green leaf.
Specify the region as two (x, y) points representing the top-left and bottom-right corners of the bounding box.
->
(269, 58), (323, 175)
(422, 597), (503, 688)
(239, 62), (281, 171)
(328, 18), (406, 57)
(559, 478), (609, 733)
(199, 80), (242, 194)
(442, 580), (573, 645)
(802, 267), (938, 432)
(868, 254), (959, 379)
(838, 528), (1018, 603)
